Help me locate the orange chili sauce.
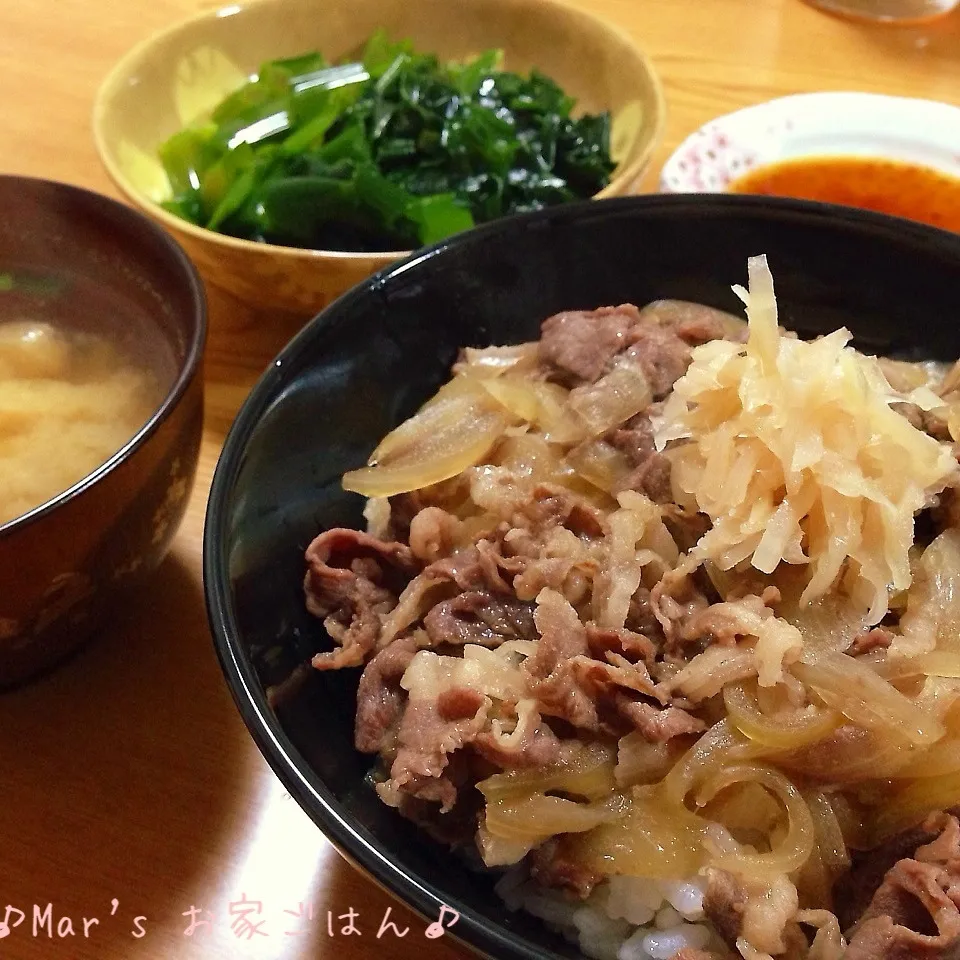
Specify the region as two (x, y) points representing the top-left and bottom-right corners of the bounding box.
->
(729, 155), (960, 232)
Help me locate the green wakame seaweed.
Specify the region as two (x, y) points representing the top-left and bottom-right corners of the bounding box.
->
(158, 31), (617, 252)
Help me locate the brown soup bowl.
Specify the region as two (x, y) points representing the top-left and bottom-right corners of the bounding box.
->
(0, 176), (206, 686)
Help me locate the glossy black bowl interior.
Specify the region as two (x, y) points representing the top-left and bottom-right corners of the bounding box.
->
(204, 195), (960, 960)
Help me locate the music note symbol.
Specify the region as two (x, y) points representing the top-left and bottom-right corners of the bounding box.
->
(424, 904), (460, 939)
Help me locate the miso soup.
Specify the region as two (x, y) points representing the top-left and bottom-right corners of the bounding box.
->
(0, 268), (172, 526)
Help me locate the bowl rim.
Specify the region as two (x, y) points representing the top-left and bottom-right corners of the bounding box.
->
(203, 192), (960, 960)
(91, 0), (666, 264)
(0, 174), (208, 538)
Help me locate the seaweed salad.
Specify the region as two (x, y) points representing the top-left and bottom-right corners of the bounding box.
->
(158, 30), (617, 252)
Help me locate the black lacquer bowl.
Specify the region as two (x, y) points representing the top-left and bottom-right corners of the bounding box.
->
(204, 195), (960, 960)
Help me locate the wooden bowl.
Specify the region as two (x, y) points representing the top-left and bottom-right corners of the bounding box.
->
(92, 0), (665, 316)
(0, 176), (206, 687)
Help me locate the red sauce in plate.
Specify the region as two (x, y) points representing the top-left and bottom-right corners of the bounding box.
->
(729, 155), (960, 232)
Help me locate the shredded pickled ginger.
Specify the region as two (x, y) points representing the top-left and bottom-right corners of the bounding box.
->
(654, 255), (957, 623)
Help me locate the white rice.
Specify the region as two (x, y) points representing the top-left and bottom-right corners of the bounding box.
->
(495, 869), (731, 960)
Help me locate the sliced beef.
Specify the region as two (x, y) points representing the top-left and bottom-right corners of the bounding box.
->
(304, 528), (420, 669)
(680, 597), (765, 648)
(525, 588), (590, 679)
(526, 665), (602, 731)
(610, 411), (660, 466)
(472, 709), (561, 769)
(933, 486), (960, 532)
(918, 814), (960, 862)
(354, 636), (418, 754)
(625, 454), (674, 504)
(511, 556), (583, 606)
(393, 774), (485, 849)
(585, 623), (657, 664)
(922, 407), (953, 443)
(624, 325), (694, 399)
(521, 591), (616, 730)
(529, 654), (661, 735)
(704, 869), (799, 956)
(571, 655), (658, 699)
(847, 626), (895, 657)
(384, 694), (489, 813)
(437, 687), (486, 721)
(845, 812), (960, 960)
(837, 809), (960, 929)
(615, 695), (706, 742)
(529, 837), (603, 899)
(538, 304), (641, 384)
(386, 490), (430, 541)
(519, 484), (606, 539)
(424, 545), (511, 594)
(477, 537), (527, 589)
(651, 569), (712, 653)
(608, 410), (675, 504)
(625, 585), (665, 639)
(423, 591), (536, 648)
(620, 301), (733, 400)
(636, 299), (740, 345)
(845, 913), (960, 960)
(703, 869), (747, 945)
(662, 504), (711, 553)
(893, 401), (926, 432)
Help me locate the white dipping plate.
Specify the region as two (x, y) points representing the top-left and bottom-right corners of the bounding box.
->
(659, 91), (960, 193)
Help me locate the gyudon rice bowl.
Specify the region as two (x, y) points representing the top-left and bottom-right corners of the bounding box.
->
(301, 256), (960, 960)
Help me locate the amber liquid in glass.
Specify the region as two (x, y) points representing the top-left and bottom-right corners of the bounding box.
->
(802, 0), (958, 22)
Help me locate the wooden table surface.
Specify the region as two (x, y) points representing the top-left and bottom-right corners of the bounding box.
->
(2, 1), (960, 957)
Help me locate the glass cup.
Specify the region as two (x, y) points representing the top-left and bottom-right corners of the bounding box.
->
(802, 0), (959, 21)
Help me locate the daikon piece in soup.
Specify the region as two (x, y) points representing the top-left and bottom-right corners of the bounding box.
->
(0, 268), (172, 526)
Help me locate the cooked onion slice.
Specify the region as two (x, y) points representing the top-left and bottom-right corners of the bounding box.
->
(779, 585), (869, 655)
(793, 650), (944, 746)
(453, 342), (539, 379)
(912, 652), (960, 678)
(805, 790), (850, 876)
(897, 738), (960, 779)
(894, 529), (960, 660)
(615, 734), (686, 788)
(668, 646), (758, 702)
(724, 680), (841, 749)
(565, 438), (633, 494)
(484, 794), (616, 841)
(569, 356), (652, 435)
(565, 785), (707, 879)
(476, 823), (537, 867)
(872, 770), (960, 844)
(777, 725), (917, 783)
(482, 378), (585, 445)
(478, 741), (616, 802)
(663, 719), (750, 806)
(478, 376), (584, 444)
(697, 763), (815, 877)
(343, 378), (508, 497)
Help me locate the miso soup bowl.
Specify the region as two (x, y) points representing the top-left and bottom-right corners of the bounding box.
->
(0, 176), (206, 686)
